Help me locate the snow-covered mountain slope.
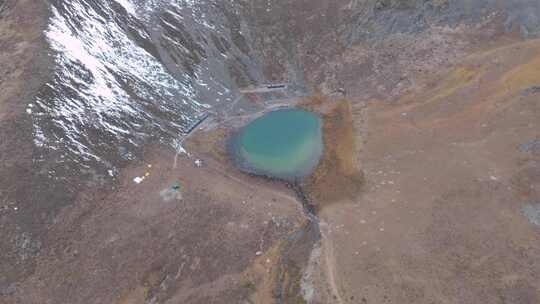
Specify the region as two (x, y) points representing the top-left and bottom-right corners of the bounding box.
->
(31, 0), (261, 176)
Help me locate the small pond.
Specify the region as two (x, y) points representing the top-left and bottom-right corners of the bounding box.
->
(229, 109), (323, 180)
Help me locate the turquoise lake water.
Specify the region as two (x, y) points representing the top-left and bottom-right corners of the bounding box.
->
(230, 109), (323, 180)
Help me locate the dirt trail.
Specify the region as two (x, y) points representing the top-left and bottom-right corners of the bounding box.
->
(320, 224), (345, 304)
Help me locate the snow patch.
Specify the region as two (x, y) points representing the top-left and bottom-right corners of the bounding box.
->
(115, 0), (137, 16)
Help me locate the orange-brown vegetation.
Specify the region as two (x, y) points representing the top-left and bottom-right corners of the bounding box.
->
(301, 95), (364, 207)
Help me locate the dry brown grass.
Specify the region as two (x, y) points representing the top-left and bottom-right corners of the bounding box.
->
(185, 128), (229, 162)
(300, 95), (364, 207)
(497, 52), (540, 96)
(240, 241), (284, 304)
(425, 66), (480, 104)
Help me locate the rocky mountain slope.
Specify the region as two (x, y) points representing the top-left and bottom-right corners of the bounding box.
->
(1, 0), (540, 303)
